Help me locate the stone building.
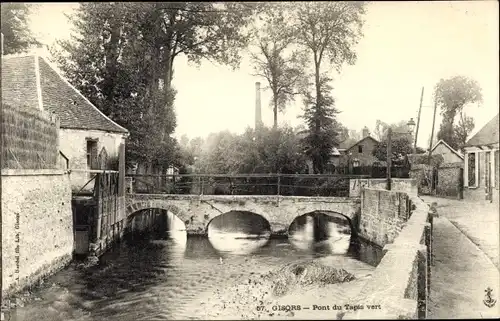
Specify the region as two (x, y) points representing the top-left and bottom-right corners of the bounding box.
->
(463, 113), (499, 203)
(2, 53), (129, 192)
(339, 127), (381, 167)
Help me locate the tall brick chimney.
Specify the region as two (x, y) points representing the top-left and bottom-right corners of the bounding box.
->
(255, 82), (262, 130)
(362, 126), (370, 138)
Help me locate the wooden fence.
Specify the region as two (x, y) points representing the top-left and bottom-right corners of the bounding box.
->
(72, 170), (126, 256)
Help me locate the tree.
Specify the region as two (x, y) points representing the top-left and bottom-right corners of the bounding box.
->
(249, 3), (307, 128)
(292, 2), (366, 173)
(373, 119), (413, 141)
(50, 3), (177, 168)
(434, 75), (483, 150)
(134, 2), (258, 92)
(372, 136), (413, 165)
(194, 126), (307, 174)
(454, 112), (475, 149)
(0, 3), (41, 54)
(51, 2), (258, 169)
(300, 75), (341, 173)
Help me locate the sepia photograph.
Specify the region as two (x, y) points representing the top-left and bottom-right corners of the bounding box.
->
(1, 1), (499, 320)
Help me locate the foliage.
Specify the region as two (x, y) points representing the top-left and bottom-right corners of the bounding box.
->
(188, 126), (308, 174)
(51, 2), (257, 169)
(454, 112), (475, 150)
(408, 154), (444, 168)
(0, 3), (41, 54)
(373, 119), (413, 141)
(249, 3), (307, 128)
(434, 76), (483, 149)
(292, 2), (366, 173)
(300, 75), (341, 173)
(372, 135), (414, 165)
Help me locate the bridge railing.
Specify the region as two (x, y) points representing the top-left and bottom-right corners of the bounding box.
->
(125, 173), (370, 197)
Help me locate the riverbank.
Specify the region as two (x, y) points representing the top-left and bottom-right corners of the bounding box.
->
(193, 255), (375, 320)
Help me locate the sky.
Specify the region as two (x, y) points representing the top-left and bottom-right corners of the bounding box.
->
(28, 1), (499, 149)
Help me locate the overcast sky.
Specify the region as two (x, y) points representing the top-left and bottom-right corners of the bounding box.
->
(29, 1), (499, 148)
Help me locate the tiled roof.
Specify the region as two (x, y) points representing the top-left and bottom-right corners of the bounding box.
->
(1, 56), (40, 110)
(1, 54), (128, 134)
(464, 113), (499, 147)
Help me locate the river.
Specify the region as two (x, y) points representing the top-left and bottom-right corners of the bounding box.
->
(7, 213), (382, 321)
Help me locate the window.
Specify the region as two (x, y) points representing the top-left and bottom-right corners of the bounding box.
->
(358, 145), (363, 153)
(86, 140), (98, 171)
(468, 152), (476, 187)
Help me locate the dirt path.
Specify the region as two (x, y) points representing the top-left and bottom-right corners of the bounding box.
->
(428, 217), (500, 318)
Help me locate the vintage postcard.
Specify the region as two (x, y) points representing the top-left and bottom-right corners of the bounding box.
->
(1, 1), (499, 320)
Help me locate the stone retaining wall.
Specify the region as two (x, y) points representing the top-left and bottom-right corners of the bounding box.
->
(358, 188), (410, 248)
(343, 196), (435, 319)
(1, 169), (74, 298)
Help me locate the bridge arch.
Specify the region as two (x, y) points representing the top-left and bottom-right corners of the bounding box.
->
(206, 210), (272, 235)
(288, 210), (354, 238)
(126, 200), (191, 226)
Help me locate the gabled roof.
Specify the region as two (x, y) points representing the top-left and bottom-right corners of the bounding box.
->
(1, 54), (128, 134)
(344, 135), (379, 151)
(464, 113), (499, 147)
(430, 139), (464, 160)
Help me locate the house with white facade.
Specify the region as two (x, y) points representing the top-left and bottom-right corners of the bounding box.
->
(2, 53), (129, 192)
(463, 113), (499, 203)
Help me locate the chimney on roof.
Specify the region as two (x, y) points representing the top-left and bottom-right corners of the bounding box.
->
(255, 82), (262, 130)
(362, 126), (370, 138)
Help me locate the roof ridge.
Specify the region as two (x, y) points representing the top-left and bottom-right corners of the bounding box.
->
(431, 139), (464, 159)
(345, 135), (379, 151)
(39, 56), (129, 134)
(33, 55), (44, 111)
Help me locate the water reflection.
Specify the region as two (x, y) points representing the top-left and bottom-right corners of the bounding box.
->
(288, 211), (352, 255)
(207, 210), (272, 255)
(11, 224), (383, 321)
(208, 229), (271, 255)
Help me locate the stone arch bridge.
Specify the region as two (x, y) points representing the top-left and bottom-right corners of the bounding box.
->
(126, 193), (361, 235)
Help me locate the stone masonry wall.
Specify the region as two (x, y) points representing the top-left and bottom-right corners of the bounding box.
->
(1, 169), (74, 297)
(436, 165), (462, 198)
(343, 196), (434, 320)
(358, 188), (409, 248)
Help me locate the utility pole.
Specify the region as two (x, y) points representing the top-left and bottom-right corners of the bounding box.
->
(428, 95), (438, 164)
(414, 87), (424, 153)
(386, 128), (392, 190)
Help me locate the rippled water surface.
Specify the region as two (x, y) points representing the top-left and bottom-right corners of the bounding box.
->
(10, 232), (381, 321)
